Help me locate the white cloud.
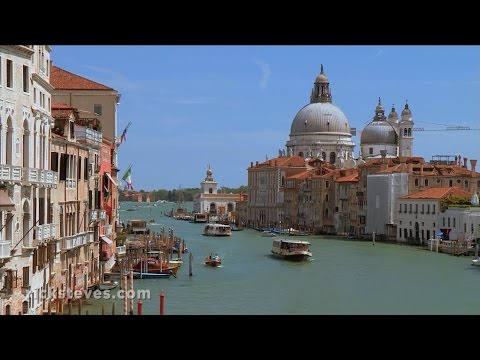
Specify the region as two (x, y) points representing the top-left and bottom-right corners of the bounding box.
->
(253, 59), (272, 91)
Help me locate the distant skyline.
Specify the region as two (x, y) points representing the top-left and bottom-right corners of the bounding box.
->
(51, 46), (480, 190)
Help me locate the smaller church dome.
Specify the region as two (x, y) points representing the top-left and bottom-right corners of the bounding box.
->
(401, 102), (412, 117)
(388, 104), (398, 122)
(361, 121), (397, 145)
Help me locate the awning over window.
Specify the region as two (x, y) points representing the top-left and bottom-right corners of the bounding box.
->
(100, 235), (113, 245)
(105, 172), (118, 187)
(0, 189), (15, 211)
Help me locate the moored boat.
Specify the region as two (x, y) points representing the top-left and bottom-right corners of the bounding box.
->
(271, 238), (312, 261)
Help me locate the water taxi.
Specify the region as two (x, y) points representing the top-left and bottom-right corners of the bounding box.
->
(203, 223), (231, 236)
(271, 239), (312, 261)
(204, 254), (222, 267)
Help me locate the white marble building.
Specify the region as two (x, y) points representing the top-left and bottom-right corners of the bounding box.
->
(193, 166), (241, 218)
(0, 46), (57, 315)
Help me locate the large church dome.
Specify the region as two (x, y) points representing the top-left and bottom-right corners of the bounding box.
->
(290, 102), (351, 135)
(285, 65), (354, 163)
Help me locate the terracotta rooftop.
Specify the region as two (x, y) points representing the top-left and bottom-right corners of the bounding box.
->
(336, 172), (359, 182)
(400, 187), (472, 200)
(52, 103), (76, 120)
(288, 169), (314, 180)
(51, 66), (115, 91)
(253, 156), (306, 168)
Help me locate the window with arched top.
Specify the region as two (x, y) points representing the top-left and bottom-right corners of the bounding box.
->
(22, 301), (28, 314)
(404, 128), (407, 136)
(329, 152), (335, 165)
(298, 151), (303, 157)
(5, 305), (11, 315)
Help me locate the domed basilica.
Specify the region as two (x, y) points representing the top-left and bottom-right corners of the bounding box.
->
(285, 65), (355, 167)
(285, 65), (415, 165)
(360, 98), (414, 159)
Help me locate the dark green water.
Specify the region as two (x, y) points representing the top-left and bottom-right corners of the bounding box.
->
(85, 201), (480, 315)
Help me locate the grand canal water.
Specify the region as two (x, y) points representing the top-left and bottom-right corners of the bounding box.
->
(85, 201), (480, 315)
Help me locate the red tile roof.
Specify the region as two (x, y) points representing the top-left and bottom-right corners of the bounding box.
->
(255, 156), (306, 168)
(51, 66), (115, 91)
(288, 169), (313, 180)
(400, 187), (472, 200)
(52, 103), (76, 120)
(336, 173), (359, 182)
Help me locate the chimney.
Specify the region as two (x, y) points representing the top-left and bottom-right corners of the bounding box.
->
(463, 157), (468, 168)
(471, 159), (477, 177)
(256, 161), (259, 166)
(380, 150), (388, 171)
(250, 161), (253, 168)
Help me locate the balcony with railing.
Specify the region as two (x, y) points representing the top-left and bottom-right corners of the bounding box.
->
(74, 125), (103, 145)
(0, 165), (22, 184)
(0, 241), (11, 259)
(35, 223), (56, 243)
(23, 168), (58, 188)
(62, 232), (88, 251)
(89, 209), (107, 224)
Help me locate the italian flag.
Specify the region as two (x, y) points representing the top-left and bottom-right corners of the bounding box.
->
(121, 165), (134, 191)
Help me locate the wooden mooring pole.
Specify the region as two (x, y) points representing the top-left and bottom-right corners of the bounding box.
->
(137, 300), (143, 315)
(160, 290), (165, 315)
(189, 252), (193, 277)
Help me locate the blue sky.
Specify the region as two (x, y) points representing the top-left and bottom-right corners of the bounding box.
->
(51, 46), (479, 190)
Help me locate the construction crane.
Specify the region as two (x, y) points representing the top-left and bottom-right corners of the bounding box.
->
(412, 120), (480, 131)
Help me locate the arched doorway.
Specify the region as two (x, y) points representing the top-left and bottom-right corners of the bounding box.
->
(227, 203), (234, 212)
(209, 203), (216, 215)
(5, 304), (10, 315)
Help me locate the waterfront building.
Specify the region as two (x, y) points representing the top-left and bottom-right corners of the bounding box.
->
(334, 169), (359, 236)
(366, 172), (408, 240)
(51, 66), (121, 265)
(0, 46), (57, 315)
(193, 166), (241, 221)
(50, 104), (101, 300)
(247, 156), (307, 229)
(397, 187), (472, 244)
(285, 65), (355, 164)
(442, 205), (480, 242)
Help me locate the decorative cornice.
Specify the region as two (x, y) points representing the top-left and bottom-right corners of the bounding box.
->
(32, 73), (54, 93)
(13, 45), (35, 56)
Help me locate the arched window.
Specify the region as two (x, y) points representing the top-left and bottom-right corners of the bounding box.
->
(321, 152), (326, 161)
(22, 301), (28, 314)
(298, 151), (303, 158)
(329, 152), (335, 165)
(5, 305), (10, 315)
(407, 128), (411, 137)
(404, 128), (407, 136)
(415, 179), (419, 186)
(324, 208), (329, 219)
(424, 179), (429, 187)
